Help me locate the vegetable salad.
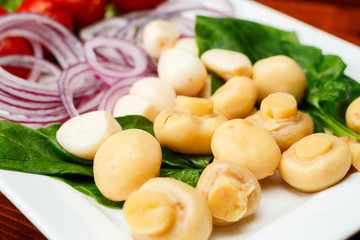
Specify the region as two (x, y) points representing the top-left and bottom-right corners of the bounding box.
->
(0, 1), (360, 239)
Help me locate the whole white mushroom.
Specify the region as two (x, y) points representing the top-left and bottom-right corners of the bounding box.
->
(196, 161), (261, 226)
(158, 48), (207, 96)
(129, 77), (176, 115)
(142, 19), (180, 60)
(94, 129), (162, 201)
(112, 94), (157, 121)
(154, 96), (227, 155)
(123, 177), (213, 240)
(173, 37), (199, 56)
(346, 96), (360, 134)
(56, 111), (122, 160)
(246, 92), (314, 151)
(279, 133), (352, 192)
(200, 49), (252, 81)
(252, 55), (307, 103)
(211, 119), (281, 180)
(211, 76), (258, 119)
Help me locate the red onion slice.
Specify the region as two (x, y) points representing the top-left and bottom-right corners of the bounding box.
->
(0, 0), (234, 128)
(58, 63), (104, 117)
(0, 13), (84, 62)
(98, 76), (143, 113)
(0, 111), (69, 125)
(152, 0), (234, 18)
(0, 28), (79, 68)
(80, 18), (129, 41)
(0, 101), (65, 116)
(0, 93), (61, 112)
(84, 37), (148, 82)
(0, 72), (61, 102)
(0, 55), (61, 79)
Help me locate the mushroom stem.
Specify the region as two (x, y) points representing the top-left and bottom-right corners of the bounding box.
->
(124, 177), (213, 240)
(196, 161), (261, 226)
(175, 95), (214, 116)
(124, 190), (175, 236)
(207, 177), (249, 222)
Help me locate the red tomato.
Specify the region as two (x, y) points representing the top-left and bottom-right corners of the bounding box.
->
(0, 7), (33, 79)
(17, 0), (74, 31)
(110, 0), (166, 12)
(0, 6), (6, 15)
(51, 0), (106, 28)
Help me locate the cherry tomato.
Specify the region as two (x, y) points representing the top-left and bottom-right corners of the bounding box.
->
(17, 0), (74, 31)
(110, 0), (166, 12)
(51, 0), (106, 28)
(0, 6), (33, 79)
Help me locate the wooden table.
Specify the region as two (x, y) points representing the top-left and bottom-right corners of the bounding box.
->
(1, 0), (359, 239)
(255, 0), (360, 46)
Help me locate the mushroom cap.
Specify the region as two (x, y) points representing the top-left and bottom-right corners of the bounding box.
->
(211, 76), (258, 119)
(211, 119), (281, 180)
(56, 110), (122, 160)
(196, 161), (261, 226)
(346, 96), (360, 134)
(131, 177), (213, 240)
(252, 55), (307, 103)
(279, 133), (352, 192)
(158, 48), (207, 96)
(142, 19), (180, 60)
(200, 49), (252, 80)
(94, 129), (162, 201)
(246, 111), (314, 152)
(154, 109), (227, 155)
(129, 77), (176, 114)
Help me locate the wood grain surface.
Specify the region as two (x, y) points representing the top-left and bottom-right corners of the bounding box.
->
(0, 0), (359, 239)
(255, 0), (360, 46)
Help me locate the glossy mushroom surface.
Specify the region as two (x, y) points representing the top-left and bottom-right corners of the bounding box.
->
(279, 133), (352, 192)
(123, 177), (213, 240)
(196, 161), (261, 226)
(211, 119), (281, 180)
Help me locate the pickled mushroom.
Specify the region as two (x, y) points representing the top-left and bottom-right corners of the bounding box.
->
(154, 96), (227, 155)
(94, 129), (162, 201)
(246, 92), (313, 151)
(196, 161), (261, 226)
(123, 177), (212, 240)
(252, 55), (307, 103)
(279, 133), (352, 192)
(211, 119), (281, 180)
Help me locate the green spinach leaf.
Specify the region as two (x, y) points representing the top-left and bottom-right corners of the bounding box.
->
(196, 16), (299, 62)
(104, 2), (120, 19)
(116, 115), (213, 169)
(0, 120), (93, 176)
(53, 176), (123, 209)
(0, 0), (23, 12)
(0, 115), (212, 208)
(210, 72), (225, 94)
(162, 147), (213, 169)
(195, 16), (360, 140)
(160, 168), (203, 188)
(116, 115), (154, 135)
(284, 40), (360, 139)
(36, 124), (93, 166)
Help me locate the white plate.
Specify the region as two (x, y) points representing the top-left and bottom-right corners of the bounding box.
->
(1, 1), (360, 239)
